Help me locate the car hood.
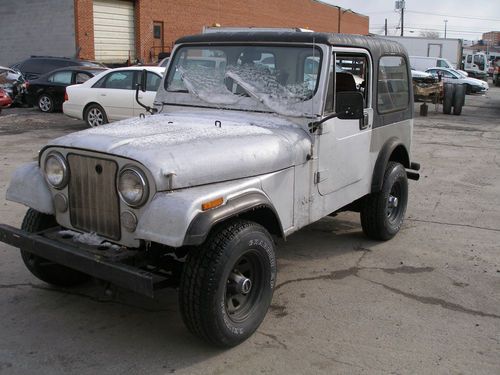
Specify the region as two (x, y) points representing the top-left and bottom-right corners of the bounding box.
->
(48, 110), (312, 190)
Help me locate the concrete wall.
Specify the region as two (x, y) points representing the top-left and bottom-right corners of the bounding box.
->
(0, 0), (76, 66)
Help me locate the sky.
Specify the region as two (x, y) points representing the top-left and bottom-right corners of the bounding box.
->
(323, 0), (500, 41)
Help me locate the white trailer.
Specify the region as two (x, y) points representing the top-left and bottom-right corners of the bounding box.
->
(378, 35), (463, 68)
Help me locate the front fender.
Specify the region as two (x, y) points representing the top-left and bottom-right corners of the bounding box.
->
(6, 162), (54, 214)
(135, 176), (275, 248)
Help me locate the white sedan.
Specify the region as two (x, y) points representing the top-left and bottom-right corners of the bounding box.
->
(63, 66), (165, 127)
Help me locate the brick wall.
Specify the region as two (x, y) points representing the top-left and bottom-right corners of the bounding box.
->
(76, 0), (369, 63)
(74, 0), (95, 60)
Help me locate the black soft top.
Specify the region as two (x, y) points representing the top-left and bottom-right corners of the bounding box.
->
(176, 32), (406, 57)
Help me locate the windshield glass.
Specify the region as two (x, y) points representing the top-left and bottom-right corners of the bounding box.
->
(164, 45), (322, 117)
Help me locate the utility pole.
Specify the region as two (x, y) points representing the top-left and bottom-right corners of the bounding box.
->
(444, 19), (448, 39)
(385, 18), (388, 36)
(401, 1), (405, 36)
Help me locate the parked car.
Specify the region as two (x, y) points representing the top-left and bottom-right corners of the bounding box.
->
(10, 56), (106, 81)
(426, 67), (489, 94)
(26, 66), (107, 113)
(63, 66), (165, 127)
(493, 60), (500, 87)
(0, 66), (27, 105)
(0, 88), (13, 114)
(0, 31), (420, 347)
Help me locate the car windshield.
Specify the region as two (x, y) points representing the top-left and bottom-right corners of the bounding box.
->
(164, 45), (322, 117)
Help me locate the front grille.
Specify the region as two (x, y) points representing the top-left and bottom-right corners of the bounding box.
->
(67, 154), (121, 240)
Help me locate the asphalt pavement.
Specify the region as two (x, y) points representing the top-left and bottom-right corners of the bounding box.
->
(0, 91), (499, 374)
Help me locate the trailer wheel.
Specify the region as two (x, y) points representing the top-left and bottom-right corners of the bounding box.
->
(20, 209), (89, 286)
(179, 219), (276, 347)
(453, 84), (466, 115)
(443, 83), (455, 115)
(360, 162), (408, 241)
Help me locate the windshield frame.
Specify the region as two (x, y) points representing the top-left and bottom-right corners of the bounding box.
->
(159, 42), (328, 118)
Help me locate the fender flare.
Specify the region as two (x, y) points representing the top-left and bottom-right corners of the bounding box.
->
(371, 137), (410, 193)
(183, 192), (284, 246)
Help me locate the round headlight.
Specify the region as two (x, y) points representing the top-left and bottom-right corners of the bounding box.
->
(44, 152), (68, 189)
(118, 167), (148, 207)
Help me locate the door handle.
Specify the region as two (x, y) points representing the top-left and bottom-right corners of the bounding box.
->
(359, 113), (369, 130)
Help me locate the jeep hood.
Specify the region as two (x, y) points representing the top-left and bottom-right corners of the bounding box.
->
(48, 110), (311, 190)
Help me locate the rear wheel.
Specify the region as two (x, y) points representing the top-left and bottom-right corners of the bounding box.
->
(179, 219), (276, 347)
(361, 162), (408, 241)
(443, 83), (454, 115)
(453, 84), (466, 115)
(20, 209), (89, 286)
(38, 94), (53, 113)
(85, 104), (108, 127)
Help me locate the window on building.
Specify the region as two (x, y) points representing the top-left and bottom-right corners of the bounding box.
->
(377, 55), (409, 113)
(48, 71), (73, 84)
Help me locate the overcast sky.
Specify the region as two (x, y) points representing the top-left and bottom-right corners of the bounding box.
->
(323, 0), (500, 41)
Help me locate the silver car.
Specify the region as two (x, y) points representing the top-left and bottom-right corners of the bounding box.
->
(0, 31), (420, 347)
(426, 67), (489, 94)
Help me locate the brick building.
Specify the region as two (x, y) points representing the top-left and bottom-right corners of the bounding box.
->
(482, 31), (500, 46)
(0, 0), (369, 66)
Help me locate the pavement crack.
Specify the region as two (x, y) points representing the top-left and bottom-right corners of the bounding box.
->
(358, 276), (500, 320)
(407, 218), (500, 232)
(258, 332), (288, 349)
(0, 282), (173, 313)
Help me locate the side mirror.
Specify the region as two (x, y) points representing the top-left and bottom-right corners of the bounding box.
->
(335, 91), (364, 120)
(140, 69), (147, 92)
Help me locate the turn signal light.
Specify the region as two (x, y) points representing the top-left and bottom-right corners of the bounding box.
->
(201, 197), (224, 211)
(64, 90), (68, 102)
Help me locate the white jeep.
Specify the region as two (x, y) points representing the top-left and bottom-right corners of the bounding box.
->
(0, 31), (419, 347)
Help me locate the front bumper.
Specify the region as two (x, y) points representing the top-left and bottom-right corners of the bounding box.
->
(0, 224), (166, 297)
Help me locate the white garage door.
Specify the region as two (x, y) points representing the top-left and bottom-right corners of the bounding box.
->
(93, 0), (135, 63)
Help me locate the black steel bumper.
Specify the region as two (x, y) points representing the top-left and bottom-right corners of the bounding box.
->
(0, 224), (160, 297)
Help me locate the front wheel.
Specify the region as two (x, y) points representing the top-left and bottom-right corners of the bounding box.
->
(360, 162), (408, 241)
(85, 104), (108, 127)
(179, 219), (277, 347)
(20, 209), (90, 286)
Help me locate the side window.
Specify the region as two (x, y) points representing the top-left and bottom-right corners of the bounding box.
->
(437, 59), (445, 67)
(466, 55), (472, 64)
(75, 72), (92, 84)
(147, 73), (161, 92)
(377, 55), (409, 114)
(48, 71), (73, 84)
(102, 71), (134, 90)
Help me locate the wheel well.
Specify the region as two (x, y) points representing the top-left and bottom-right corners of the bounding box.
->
(82, 102), (100, 119)
(388, 145), (410, 168)
(237, 206), (284, 239)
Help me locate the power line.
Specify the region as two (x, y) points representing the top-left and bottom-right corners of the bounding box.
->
(406, 10), (500, 22)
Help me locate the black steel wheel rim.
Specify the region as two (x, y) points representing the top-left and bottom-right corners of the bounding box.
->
(225, 250), (265, 323)
(387, 180), (403, 224)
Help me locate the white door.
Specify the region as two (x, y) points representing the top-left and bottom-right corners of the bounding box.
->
(317, 50), (373, 196)
(133, 71), (163, 116)
(93, 0), (135, 63)
(94, 70), (135, 120)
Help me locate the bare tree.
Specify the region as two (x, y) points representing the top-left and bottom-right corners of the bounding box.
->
(420, 31), (440, 38)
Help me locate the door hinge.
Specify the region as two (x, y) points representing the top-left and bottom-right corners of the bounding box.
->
(314, 170), (328, 184)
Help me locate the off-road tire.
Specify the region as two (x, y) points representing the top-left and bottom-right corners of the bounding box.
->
(453, 84), (465, 115)
(20, 209), (89, 286)
(84, 103), (108, 127)
(179, 219), (277, 347)
(443, 83), (454, 115)
(38, 94), (54, 113)
(360, 162), (408, 241)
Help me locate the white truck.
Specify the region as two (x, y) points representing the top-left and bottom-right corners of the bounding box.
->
(379, 35), (488, 79)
